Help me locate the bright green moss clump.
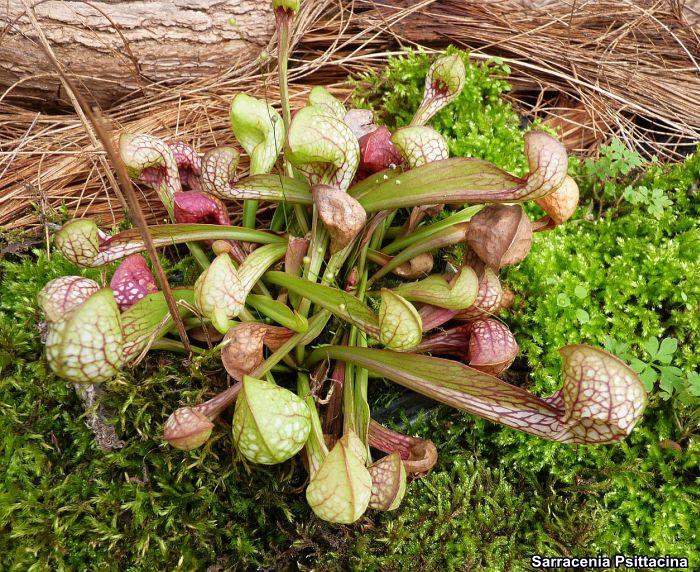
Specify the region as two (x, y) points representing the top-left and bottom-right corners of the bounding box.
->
(352, 47), (527, 174)
(495, 151), (699, 560)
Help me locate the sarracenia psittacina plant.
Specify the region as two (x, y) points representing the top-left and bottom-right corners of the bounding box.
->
(230, 94), (285, 176)
(119, 135), (235, 268)
(221, 322), (295, 381)
(119, 134), (184, 216)
(389, 266), (478, 310)
(392, 126), (449, 168)
(200, 146), (239, 196)
(535, 174), (580, 229)
(308, 86), (347, 120)
(377, 289), (423, 350)
(466, 204), (533, 269)
(54, 218), (284, 267)
(109, 254), (158, 310)
(163, 310), (330, 451)
(120, 137), (237, 229)
(193, 243), (286, 333)
(164, 383), (242, 451)
(306, 430), (373, 524)
(42, 51), (639, 525)
(367, 452), (407, 511)
(307, 86), (378, 142)
(368, 420), (438, 475)
(416, 262), (503, 331)
(39, 277), (123, 384)
(309, 345), (646, 444)
(38, 276), (194, 383)
(417, 319), (519, 375)
(352, 130), (569, 212)
(312, 184), (367, 253)
(411, 53), (466, 126)
(232, 375), (311, 464)
(456, 266), (503, 321)
(229, 93), (285, 227)
(287, 105), (360, 191)
(358, 126), (403, 177)
(392, 125), (450, 232)
(222, 129), (570, 219)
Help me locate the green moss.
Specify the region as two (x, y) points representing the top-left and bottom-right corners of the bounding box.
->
(491, 152), (700, 562)
(0, 249), (334, 569)
(352, 47), (527, 174)
(344, 458), (598, 570)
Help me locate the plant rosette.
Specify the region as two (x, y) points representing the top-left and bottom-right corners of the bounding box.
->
(41, 49), (647, 525)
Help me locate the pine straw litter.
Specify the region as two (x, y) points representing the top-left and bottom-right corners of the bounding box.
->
(1, 0), (698, 231)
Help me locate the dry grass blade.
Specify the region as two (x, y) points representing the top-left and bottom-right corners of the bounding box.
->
(1, 0), (698, 231)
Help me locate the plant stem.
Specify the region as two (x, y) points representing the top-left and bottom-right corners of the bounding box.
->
(343, 329), (357, 435)
(293, 226), (359, 363)
(189, 242), (212, 269)
(150, 338), (206, 354)
(349, 222), (382, 455)
(196, 383), (242, 419)
(294, 211), (328, 361)
(246, 294), (308, 332)
(352, 245), (372, 458)
(297, 372), (329, 476)
(382, 205), (482, 254)
(276, 7), (309, 235)
(242, 200), (259, 229)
